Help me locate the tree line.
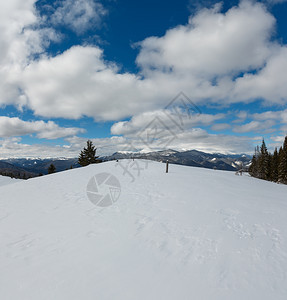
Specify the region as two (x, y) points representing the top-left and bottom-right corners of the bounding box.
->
(249, 136), (287, 184)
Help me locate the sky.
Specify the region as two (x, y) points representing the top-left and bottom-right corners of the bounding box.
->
(1, 0), (287, 158)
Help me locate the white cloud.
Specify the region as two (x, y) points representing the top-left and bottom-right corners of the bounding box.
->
(20, 46), (148, 120)
(0, 0), (287, 158)
(249, 109), (287, 123)
(0, 0), (60, 108)
(265, 0), (287, 4)
(0, 0), (36, 106)
(0, 116), (85, 139)
(160, 129), (255, 154)
(0, 125), (257, 158)
(236, 111), (248, 121)
(111, 109), (225, 136)
(50, 0), (107, 34)
(233, 120), (276, 133)
(233, 47), (287, 104)
(136, 1), (275, 77)
(271, 135), (286, 142)
(0, 0), (285, 122)
(16, 0), (285, 122)
(0, 138), (79, 158)
(108, 109), (255, 154)
(211, 123), (231, 131)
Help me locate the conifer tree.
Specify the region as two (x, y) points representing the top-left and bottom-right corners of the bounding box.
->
(249, 146), (259, 178)
(258, 139), (269, 180)
(266, 152), (272, 181)
(48, 164), (56, 174)
(249, 154), (257, 177)
(271, 147), (279, 182)
(78, 140), (101, 167)
(278, 137), (287, 184)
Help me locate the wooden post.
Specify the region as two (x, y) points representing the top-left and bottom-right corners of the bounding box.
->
(166, 160), (169, 173)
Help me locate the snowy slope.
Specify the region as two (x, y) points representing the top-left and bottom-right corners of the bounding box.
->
(0, 160), (287, 300)
(0, 175), (22, 187)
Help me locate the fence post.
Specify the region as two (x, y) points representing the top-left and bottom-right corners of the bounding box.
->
(166, 160), (169, 173)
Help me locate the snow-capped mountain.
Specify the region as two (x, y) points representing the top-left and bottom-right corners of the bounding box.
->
(0, 150), (250, 179)
(102, 149), (251, 171)
(0, 158), (80, 177)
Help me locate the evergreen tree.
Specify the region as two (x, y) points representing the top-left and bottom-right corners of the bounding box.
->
(271, 147), (279, 182)
(258, 139), (269, 180)
(249, 146), (260, 178)
(48, 163), (56, 174)
(278, 137), (287, 184)
(249, 155), (257, 177)
(78, 140), (101, 167)
(266, 152), (272, 181)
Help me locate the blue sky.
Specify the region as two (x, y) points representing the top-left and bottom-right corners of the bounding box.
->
(0, 0), (287, 158)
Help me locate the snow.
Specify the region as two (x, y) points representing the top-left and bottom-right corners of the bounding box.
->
(0, 160), (287, 300)
(0, 175), (22, 187)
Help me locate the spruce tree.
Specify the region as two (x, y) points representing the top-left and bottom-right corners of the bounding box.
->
(249, 154), (258, 177)
(271, 147), (279, 182)
(249, 146), (260, 178)
(48, 164), (56, 174)
(278, 137), (287, 184)
(258, 139), (268, 180)
(266, 152), (272, 181)
(78, 140), (101, 167)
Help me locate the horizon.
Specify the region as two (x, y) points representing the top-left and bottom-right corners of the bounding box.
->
(0, 147), (253, 160)
(1, 0), (287, 158)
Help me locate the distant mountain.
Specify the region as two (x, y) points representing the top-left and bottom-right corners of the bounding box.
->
(0, 161), (37, 179)
(0, 150), (251, 178)
(101, 149), (251, 171)
(0, 158), (80, 177)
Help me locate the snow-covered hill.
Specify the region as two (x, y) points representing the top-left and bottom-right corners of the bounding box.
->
(0, 160), (287, 300)
(0, 175), (22, 187)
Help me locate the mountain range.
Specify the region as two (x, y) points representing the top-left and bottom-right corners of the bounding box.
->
(101, 149), (251, 171)
(0, 149), (251, 179)
(0, 158), (80, 178)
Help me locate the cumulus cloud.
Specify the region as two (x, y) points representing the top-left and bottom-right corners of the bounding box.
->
(233, 47), (287, 104)
(0, 0), (287, 157)
(20, 46), (147, 120)
(0, 0), (60, 108)
(252, 109), (287, 122)
(0, 137), (78, 158)
(108, 109), (256, 154)
(233, 120), (276, 133)
(111, 109), (225, 136)
(70, 129), (256, 155)
(136, 1), (275, 77)
(0, 117), (85, 139)
(211, 123), (231, 131)
(265, 0), (287, 4)
(271, 135), (286, 143)
(50, 0), (107, 34)
(0, 122), (258, 158)
(0, 0), (286, 122)
(15, 0), (286, 122)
